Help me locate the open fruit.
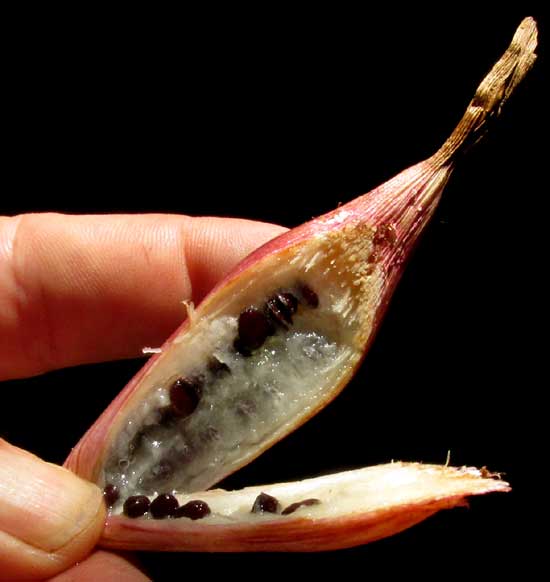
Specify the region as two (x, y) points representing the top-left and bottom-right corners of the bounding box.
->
(65, 18), (536, 552)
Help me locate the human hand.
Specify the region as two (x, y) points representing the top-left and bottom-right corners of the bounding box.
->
(0, 213), (286, 581)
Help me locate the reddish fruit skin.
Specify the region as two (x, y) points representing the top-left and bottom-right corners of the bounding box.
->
(102, 505), (441, 552)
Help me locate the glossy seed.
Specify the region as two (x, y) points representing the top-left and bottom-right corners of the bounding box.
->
(281, 498), (321, 515)
(236, 307), (274, 354)
(265, 299), (287, 328)
(150, 493), (179, 519)
(174, 500), (211, 520)
(300, 284), (319, 308)
(169, 376), (203, 416)
(251, 492), (280, 514)
(123, 495), (151, 518)
(103, 483), (119, 507)
(279, 292), (299, 314)
(266, 292), (299, 328)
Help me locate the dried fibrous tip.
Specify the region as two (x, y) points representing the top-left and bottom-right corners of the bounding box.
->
(65, 18), (536, 552)
(434, 16), (538, 164)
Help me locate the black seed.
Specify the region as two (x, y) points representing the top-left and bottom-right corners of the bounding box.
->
(266, 303), (288, 329)
(236, 307), (274, 353)
(265, 292), (298, 328)
(279, 292), (299, 314)
(150, 493), (179, 519)
(103, 484), (120, 507)
(123, 495), (151, 518)
(233, 337), (252, 357)
(174, 500), (211, 520)
(251, 492), (280, 514)
(300, 284), (319, 308)
(169, 376), (203, 416)
(281, 498), (321, 515)
(151, 459), (174, 481)
(208, 357), (230, 376)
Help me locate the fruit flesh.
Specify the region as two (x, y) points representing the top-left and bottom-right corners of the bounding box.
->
(101, 222), (386, 509)
(65, 160), (449, 495)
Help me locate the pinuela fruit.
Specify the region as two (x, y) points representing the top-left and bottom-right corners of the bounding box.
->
(66, 18), (537, 552)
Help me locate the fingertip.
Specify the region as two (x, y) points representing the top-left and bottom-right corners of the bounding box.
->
(0, 439), (105, 580)
(183, 217), (287, 300)
(0, 213), (287, 378)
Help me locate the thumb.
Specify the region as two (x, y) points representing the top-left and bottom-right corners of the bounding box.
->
(0, 439), (105, 581)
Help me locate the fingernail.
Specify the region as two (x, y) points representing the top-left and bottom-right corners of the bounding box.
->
(0, 439), (105, 553)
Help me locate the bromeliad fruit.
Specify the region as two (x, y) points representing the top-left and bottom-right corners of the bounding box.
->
(65, 18), (537, 552)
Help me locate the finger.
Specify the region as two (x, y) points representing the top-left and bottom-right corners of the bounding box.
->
(0, 213), (286, 379)
(50, 550), (151, 582)
(0, 439), (105, 581)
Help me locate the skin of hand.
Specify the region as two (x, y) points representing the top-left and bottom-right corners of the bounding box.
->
(0, 213), (286, 581)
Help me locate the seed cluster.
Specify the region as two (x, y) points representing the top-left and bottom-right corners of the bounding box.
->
(109, 283), (320, 514)
(112, 489), (322, 520)
(235, 286), (318, 356)
(119, 491), (211, 520)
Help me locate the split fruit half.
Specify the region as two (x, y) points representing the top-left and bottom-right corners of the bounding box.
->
(65, 18), (537, 552)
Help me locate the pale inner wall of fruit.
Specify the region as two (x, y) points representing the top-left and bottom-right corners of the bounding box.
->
(104, 463), (508, 529)
(101, 223), (385, 513)
(166, 463), (507, 524)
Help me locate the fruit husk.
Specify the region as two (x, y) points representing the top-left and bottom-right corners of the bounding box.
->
(65, 18), (536, 551)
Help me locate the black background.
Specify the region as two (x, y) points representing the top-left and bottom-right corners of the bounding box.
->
(1, 8), (547, 580)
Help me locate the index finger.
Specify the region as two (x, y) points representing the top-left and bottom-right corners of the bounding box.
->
(0, 213), (286, 380)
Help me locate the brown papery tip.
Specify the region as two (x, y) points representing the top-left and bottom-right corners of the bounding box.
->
(433, 17), (538, 165)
